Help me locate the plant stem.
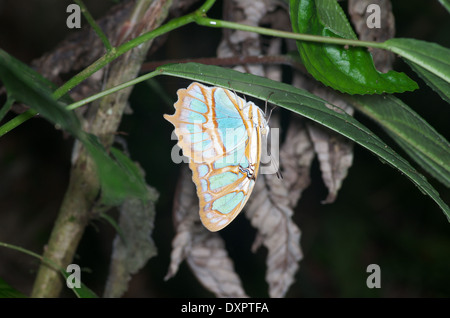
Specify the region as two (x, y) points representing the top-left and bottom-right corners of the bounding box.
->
(74, 0), (112, 51)
(0, 97), (15, 122)
(66, 70), (159, 110)
(194, 16), (387, 49)
(197, 0), (217, 14)
(0, 109), (37, 137)
(0, 242), (45, 263)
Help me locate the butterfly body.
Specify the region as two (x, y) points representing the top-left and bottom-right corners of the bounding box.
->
(164, 82), (268, 232)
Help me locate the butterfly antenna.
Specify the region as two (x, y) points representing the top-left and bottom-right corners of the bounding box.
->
(271, 154), (283, 180)
(267, 105), (279, 124)
(276, 167), (283, 180)
(228, 81), (244, 109)
(264, 92), (275, 122)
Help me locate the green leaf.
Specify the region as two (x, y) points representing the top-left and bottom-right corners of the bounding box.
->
(157, 62), (450, 220)
(0, 241), (98, 298)
(0, 97), (15, 122)
(0, 50), (80, 134)
(82, 136), (150, 205)
(289, 0), (418, 94)
(0, 49), (148, 205)
(96, 147), (149, 205)
(350, 94), (450, 187)
(315, 0), (357, 39)
(110, 147), (149, 198)
(384, 38), (450, 102)
(0, 277), (27, 298)
(438, 0), (450, 13)
(59, 268), (98, 298)
(405, 60), (450, 104)
(100, 212), (126, 244)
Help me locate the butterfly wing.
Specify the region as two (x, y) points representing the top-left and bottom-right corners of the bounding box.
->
(165, 82), (267, 231)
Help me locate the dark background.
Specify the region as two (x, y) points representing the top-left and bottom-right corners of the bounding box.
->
(0, 0), (449, 297)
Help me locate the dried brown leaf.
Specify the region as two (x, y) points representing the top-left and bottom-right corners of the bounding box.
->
(217, 0), (278, 76)
(246, 117), (303, 298)
(348, 0), (396, 72)
(30, 1), (135, 102)
(279, 118), (315, 207)
(103, 184), (159, 298)
(166, 166), (248, 298)
(307, 87), (355, 204)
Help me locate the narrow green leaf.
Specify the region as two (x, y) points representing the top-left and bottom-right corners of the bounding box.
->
(0, 97), (15, 122)
(110, 147), (148, 196)
(106, 147), (150, 204)
(0, 50), (80, 135)
(157, 62), (450, 219)
(350, 94), (450, 187)
(74, 0), (112, 51)
(0, 241), (98, 298)
(0, 278), (27, 298)
(0, 50), (72, 103)
(405, 60), (450, 104)
(82, 136), (150, 205)
(289, 0), (418, 94)
(0, 49), (148, 205)
(384, 38), (450, 101)
(59, 268), (98, 298)
(438, 0), (450, 13)
(100, 212), (126, 244)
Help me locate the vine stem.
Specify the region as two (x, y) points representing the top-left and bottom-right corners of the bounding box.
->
(195, 16), (387, 50)
(0, 242), (45, 264)
(74, 0), (112, 51)
(66, 70), (159, 110)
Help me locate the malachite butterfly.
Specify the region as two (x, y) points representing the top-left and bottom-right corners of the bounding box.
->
(164, 82), (269, 232)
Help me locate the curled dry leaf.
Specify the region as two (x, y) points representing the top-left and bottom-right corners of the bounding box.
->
(217, 0), (278, 76)
(166, 165), (248, 298)
(104, 182), (159, 298)
(348, 0), (396, 72)
(307, 86), (355, 204)
(291, 72), (355, 204)
(245, 172), (303, 298)
(30, 1), (135, 102)
(246, 115), (303, 298)
(279, 118), (315, 207)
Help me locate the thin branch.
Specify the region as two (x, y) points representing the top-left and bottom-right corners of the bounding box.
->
(195, 16), (388, 49)
(74, 0), (113, 51)
(66, 70), (159, 110)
